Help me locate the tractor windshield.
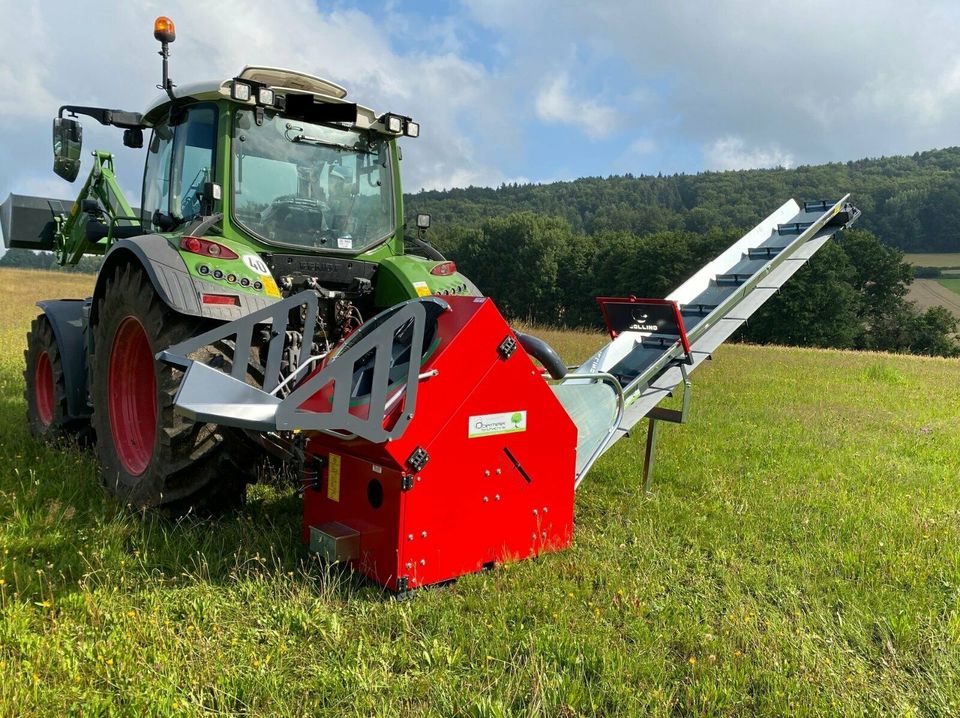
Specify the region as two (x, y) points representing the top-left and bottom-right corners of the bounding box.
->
(231, 109), (395, 252)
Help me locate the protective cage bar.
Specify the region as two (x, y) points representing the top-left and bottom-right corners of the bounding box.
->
(161, 289), (319, 393)
(159, 291), (442, 444)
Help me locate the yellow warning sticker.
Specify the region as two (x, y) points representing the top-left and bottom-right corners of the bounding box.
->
(327, 453), (341, 502)
(413, 281), (432, 297)
(260, 274), (282, 298)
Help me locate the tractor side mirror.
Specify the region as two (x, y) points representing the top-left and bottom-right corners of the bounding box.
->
(52, 117), (83, 182)
(123, 128), (144, 149)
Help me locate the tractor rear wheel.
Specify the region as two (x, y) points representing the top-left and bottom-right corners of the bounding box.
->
(90, 263), (255, 513)
(24, 315), (70, 439)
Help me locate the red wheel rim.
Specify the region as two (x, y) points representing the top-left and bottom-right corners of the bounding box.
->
(35, 351), (54, 427)
(107, 316), (157, 476)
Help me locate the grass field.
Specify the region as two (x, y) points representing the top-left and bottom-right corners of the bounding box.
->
(3, 268), (960, 716)
(938, 278), (960, 297)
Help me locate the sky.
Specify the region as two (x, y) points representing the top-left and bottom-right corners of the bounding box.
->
(2, 0), (960, 213)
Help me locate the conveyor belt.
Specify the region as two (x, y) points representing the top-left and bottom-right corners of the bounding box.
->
(554, 196), (860, 485)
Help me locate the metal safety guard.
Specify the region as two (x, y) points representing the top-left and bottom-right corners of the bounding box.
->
(158, 291), (444, 444)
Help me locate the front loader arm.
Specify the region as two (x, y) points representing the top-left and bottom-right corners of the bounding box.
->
(55, 150), (141, 265)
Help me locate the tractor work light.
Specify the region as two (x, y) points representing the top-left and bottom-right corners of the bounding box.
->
(416, 213), (431, 229)
(380, 113), (403, 134)
(405, 121), (420, 138)
(231, 81), (251, 102)
(153, 16), (176, 43)
(257, 87), (275, 106)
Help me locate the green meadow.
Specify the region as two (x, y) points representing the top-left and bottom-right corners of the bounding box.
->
(2, 268), (960, 716)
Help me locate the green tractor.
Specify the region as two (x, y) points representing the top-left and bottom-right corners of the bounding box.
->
(1, 17), (476, 512)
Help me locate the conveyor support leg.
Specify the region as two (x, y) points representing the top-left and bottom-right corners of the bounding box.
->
(641, 363), (692, 495)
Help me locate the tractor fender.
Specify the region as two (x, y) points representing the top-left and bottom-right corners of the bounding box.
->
(91, 235), (202, 325)
(91, 235), (279, 326)
(35, 299), (91, 420)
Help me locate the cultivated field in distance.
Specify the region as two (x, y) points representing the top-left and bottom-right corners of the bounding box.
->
(2, 267), (960, 715)
(901, 254), (960, 316)
(903, 252), (960, 268)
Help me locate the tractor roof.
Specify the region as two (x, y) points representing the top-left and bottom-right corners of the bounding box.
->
(143, 66), (380, 129)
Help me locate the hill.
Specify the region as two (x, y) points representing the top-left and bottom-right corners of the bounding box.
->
(404, 153), (960, 354)
(2, 270), (960, 715)
(407, 146), (960, 254)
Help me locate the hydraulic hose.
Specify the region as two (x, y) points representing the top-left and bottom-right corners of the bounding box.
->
(515, 332), (567, 379)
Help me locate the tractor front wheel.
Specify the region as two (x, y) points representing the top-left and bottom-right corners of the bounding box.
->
(90, 263), (253, 513)
(24, 315), (70, 438)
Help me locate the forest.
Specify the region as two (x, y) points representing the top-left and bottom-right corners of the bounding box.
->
(411, 146), (960, 253)
(407, 146), (960, 356)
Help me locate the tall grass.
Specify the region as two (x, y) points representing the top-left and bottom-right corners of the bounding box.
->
(2, 268), (960, 716)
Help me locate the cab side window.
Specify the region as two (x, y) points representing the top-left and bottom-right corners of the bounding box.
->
(142, 119), (174, 231)
(141, 103), (217, 232)
(175, 105), (217, 223)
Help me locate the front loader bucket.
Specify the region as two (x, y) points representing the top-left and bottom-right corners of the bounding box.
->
(0, 194), (71, 250)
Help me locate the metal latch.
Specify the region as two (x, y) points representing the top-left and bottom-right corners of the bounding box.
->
(406, 446), (429, 473)
(498, 335), (516, 360)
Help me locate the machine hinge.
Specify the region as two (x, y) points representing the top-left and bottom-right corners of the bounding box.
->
(498, 335), (517, 360)
(307, 456), (327, 492)
(401, 474), (415, 491)
(406, 446), (429, 473)
(397, 577), (410, 592)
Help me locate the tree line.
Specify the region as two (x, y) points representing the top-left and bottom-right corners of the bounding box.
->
(425, 213), (958, 357)
(0, 250), (101, 273)
(406, 147), (960, 356)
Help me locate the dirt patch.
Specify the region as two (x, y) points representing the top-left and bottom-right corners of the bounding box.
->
(907, 278), (960, 318)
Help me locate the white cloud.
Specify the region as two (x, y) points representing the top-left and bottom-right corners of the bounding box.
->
(535, 73), (618, 140)
(468, 0), (960, 167)
(0, 0), (514, 204)
(0, 5), (57, 120)
(703, 136), (794, 171)
(628, 138), (656, 155)
(9, 0), (960, 207)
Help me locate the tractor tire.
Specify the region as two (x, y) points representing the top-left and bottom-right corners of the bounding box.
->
(24, 315), (71, 439)
(89, 263), (255, 513)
